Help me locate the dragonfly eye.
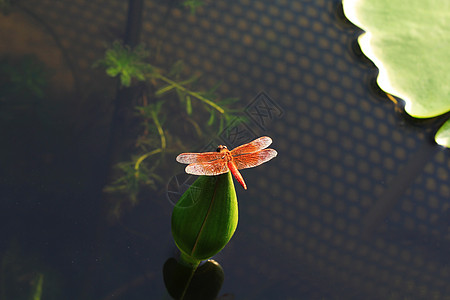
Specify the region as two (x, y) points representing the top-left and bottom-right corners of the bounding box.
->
(216, 145), (227, 152)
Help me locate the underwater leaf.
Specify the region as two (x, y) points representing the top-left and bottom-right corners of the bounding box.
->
(134, 72), (146, 82)
(218, 117), (225, 134)
(186, 95), (192, 115)
(155, 83), (176, 96)
(95, 41), (152, 87)
(179, 75), (199, 86)
(171, 172), (238, 265)
(105, 66), (120, 77)
(168, 60), (185, 78)
(201, 80), (222, 100)
(207, 109), (215, 126)
(343, 0), (450, 147)
(435, 119), (450, 148)
(182, 0), (205, 15)
(31, 273), (44, 300)
(0, 56), (48, 99)
(120, 72), (132, 87)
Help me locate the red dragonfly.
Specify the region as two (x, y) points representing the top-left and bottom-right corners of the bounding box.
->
(176, 136), (277, 190)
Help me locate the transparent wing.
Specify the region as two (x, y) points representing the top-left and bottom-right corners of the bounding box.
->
(176, 152), (223, 164)
(230, 136), (273, 155)
(185, 161), (229, 176)
(233, 149), (277, 170)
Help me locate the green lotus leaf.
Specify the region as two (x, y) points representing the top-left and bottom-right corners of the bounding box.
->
(435, 119), (450, 147)
(343, 0), (450, 147)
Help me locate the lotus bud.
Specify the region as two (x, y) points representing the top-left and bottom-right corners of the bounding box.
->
(171, 172), (238, 266)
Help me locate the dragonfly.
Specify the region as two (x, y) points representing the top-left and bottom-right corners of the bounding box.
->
(176, 136), (277, 190)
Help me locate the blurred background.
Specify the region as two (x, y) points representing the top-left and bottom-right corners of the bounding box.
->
(0, 0), (449, 299)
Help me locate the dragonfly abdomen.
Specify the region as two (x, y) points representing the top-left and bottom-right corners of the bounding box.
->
(227, 161), (247, 190)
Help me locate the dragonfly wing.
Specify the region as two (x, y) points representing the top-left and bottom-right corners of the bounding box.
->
(233, 149), (277, 170)
(176, 152), (223, 164)
(185, 161), (229, 176)
(230, 136), (273, 155)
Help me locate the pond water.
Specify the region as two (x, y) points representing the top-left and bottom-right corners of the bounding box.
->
(0, 0), (449, 299)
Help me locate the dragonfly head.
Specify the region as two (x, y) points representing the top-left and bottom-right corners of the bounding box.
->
(216, 145), (227, 152)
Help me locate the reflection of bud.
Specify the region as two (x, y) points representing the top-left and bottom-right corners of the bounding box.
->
(163, 258), (225, 300)
(171, 172), (238, 266)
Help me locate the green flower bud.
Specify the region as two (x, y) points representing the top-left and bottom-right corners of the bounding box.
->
(171, 172), (238, 266)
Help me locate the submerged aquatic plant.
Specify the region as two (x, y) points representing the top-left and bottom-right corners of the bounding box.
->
(0, 55), (47, 99)
(94, 41), (154, 87)
(0, 241), (58, 300)
(182, 0), (205, 14)
(97, 42), (245, 215)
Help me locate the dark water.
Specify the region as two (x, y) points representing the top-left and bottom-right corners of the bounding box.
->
(1, 0), (449, 299)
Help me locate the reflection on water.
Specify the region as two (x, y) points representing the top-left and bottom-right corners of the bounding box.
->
(163, 258), (226, 300)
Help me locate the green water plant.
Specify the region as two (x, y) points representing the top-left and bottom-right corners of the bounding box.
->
(0, 55), (47, 100)
(182, 0), (205, 15)
(97, 42), (243, 213)
(94, 41), (153, 87)
(343, 0), (450, 147)
(0, 241), (59, 300)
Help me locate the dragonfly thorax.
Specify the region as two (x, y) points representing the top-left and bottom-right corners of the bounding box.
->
(216, 145), (232, 161)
